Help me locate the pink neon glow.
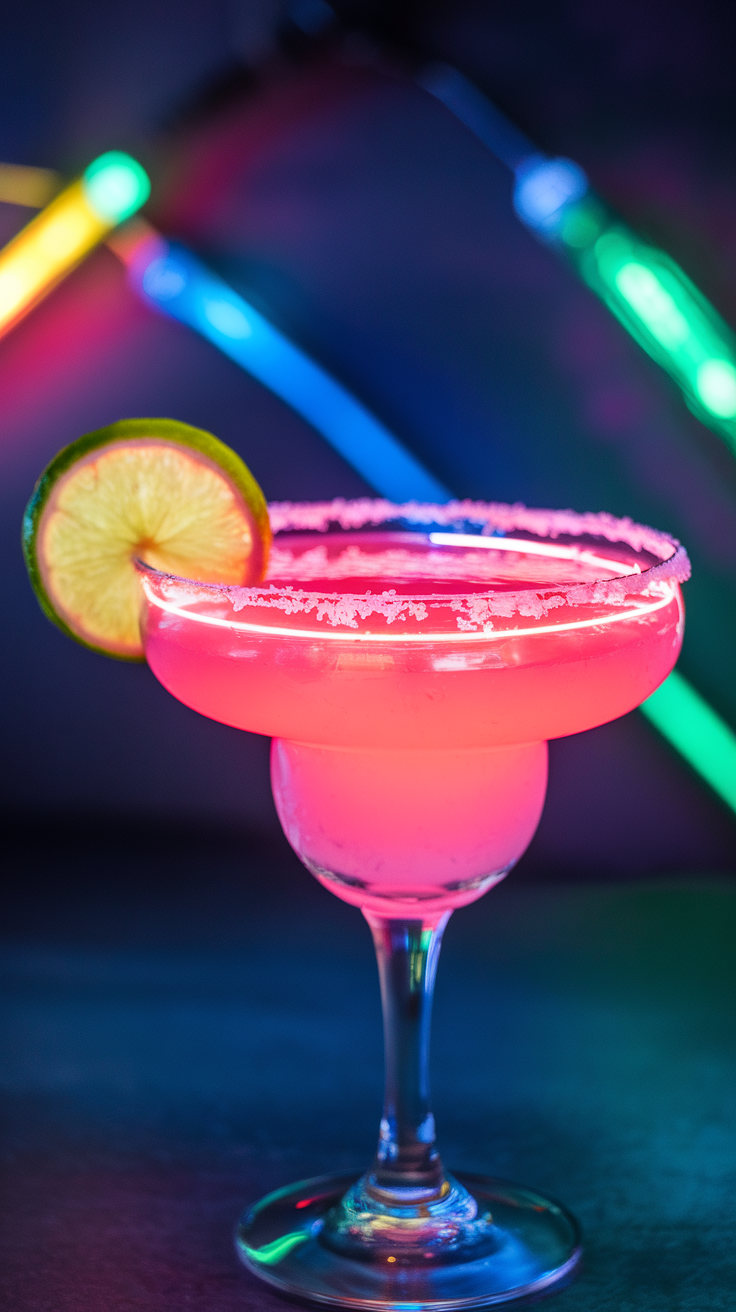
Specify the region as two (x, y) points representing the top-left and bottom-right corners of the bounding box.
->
(139, 501), (687, 921)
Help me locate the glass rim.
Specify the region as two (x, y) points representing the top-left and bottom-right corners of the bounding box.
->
(135, 498), (691, 612)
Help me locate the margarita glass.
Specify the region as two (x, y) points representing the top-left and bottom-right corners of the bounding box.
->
(137, 498), (689, 1309)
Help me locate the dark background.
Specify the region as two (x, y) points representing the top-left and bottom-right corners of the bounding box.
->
(1, 0), (735, 871)
(1, 4), (735, 1310)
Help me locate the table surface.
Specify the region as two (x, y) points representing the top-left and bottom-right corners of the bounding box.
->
(2, 826), (734, 1312)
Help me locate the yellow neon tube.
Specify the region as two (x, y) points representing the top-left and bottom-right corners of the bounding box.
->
(0, 162), (61, 208)
(0, 152), (149, 340)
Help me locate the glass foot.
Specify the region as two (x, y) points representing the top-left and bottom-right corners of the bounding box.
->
(235, 1170), (582, 1309)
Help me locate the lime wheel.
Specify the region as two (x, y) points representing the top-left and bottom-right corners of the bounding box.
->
(23, 417), (271, 660)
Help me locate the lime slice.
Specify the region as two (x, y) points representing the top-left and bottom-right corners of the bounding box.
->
(23, 417), (271, 660)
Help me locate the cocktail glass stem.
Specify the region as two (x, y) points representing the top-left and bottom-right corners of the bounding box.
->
(237, 892), (582, 1296)
(366, 912), (450, 1196)
(320, 910), (492, 1261)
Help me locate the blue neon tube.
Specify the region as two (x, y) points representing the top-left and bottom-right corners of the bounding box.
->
(417, 63), (537, 169)
(127, 238), (450, 503)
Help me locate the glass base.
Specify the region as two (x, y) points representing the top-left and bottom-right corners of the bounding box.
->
(235, 1170), (581, 1309)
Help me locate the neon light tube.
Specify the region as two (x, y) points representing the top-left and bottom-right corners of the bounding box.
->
(417, 64), (536, 169)
(0, 162), (61, 208)
(640, 670), (736, 814)
(119, 228), (449, 503)
(421, 63), (736, 458)
(0, 152), (150, 340)
(579, 233), (736, 446)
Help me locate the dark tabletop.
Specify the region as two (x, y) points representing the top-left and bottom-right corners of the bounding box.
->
(2, 826), (734, 1312)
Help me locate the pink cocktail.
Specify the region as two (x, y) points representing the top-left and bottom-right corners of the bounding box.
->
(138, 499), (688, 1309)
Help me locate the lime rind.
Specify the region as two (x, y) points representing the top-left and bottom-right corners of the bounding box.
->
(22, 417), (271, 661)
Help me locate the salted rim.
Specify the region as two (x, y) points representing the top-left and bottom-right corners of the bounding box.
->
(137, 500), (690, 635)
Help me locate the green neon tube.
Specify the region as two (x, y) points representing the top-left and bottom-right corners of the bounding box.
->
(577, 220), (736, 451)
(640, 670), (736, 813)
(514, 175), (736, 456)
(422, 64), (736, 457)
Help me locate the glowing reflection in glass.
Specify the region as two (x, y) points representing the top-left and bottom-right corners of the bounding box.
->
(243, 1231), (310, 1265)
(428, 532), (639, 574)
(141, 575), (675, 644)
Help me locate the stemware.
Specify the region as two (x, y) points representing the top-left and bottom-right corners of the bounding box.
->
(137, 498), (688, 1308)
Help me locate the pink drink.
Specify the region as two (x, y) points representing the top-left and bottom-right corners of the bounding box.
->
(138, 500), (687, 923)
